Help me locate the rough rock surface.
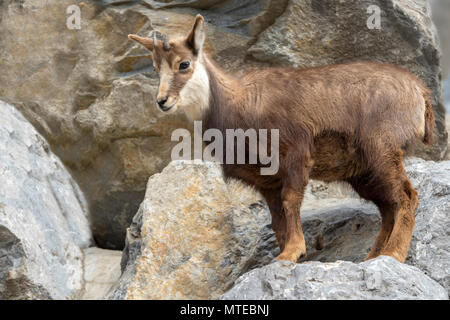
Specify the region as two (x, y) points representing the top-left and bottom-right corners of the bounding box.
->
(220, 256), (448, 300)
(0, 0), (445, 249)
(80, 248), (122, 300)
(0, 0), (192, 249)
(107, 161), (268, 299)
(0, 101), (92, 300)
(430, 0), (450, 76)
(445, 115), (450, 159)
(249, 0), (446, 159)
(404, 158), (450, 293)
(249, 184), (381, 269)
(251, 158), (450, 293)
(110, 158), (449, 299)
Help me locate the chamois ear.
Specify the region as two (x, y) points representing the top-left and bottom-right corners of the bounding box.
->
(128, 34), (154, 51)
(186, 14), (205, 54)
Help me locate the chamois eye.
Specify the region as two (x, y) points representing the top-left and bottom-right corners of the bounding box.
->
(179, 61), (190, 70)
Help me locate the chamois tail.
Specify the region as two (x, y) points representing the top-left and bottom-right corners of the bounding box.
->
(423, 95), (435, 145)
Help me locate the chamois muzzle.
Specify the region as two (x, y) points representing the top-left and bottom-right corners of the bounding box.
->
(157, 97), (172, 111)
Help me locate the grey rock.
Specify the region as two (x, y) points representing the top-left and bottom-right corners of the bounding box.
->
(430, 0), (450, 77)
(0, 0), (185, 249)
(247, 198), (381, 271)
(220, 256), (448, 300)
(251, 158), (450, 294)
(0, 101), (93, 299)
(445, 113), (450, 159)
(0, 0), (271, 249)
(108, 160), (268, 299)
(404, 158), (450, 293)
(110, 158), (450, 299)
(142, 0), (224, 10)
(245, 178), (380, 269)
(80, 248), (122, 300)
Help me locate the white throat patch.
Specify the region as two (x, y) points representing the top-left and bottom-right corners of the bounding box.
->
(179, 59), (210, 122)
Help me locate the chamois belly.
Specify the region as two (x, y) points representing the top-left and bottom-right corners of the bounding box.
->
(222, 133), (365, 188)
(310, 133), (365, 182)
(222, 163), (283, 190)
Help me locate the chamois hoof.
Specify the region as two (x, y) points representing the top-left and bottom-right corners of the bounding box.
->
(379, 250), (406, 263)
(365, 251), (405, 264)
(275, 250), (306, 263)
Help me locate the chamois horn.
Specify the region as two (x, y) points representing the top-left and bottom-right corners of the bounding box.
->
(150, 30), (157, 47)
(148, 30), (171, 51)
(163, 33), (171, 51)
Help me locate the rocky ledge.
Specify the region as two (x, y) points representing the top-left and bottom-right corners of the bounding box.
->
(220, 256), (448, 300)
(0, 101), (92, 299)
(108, 159), (449, 300)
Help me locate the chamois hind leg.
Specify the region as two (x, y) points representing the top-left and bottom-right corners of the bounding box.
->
(379, 167), (417, 262)
(259, 188), (286, 251)
(347, 174), (396, 259)
(355, 149), (417, 262)
(275, 152), (310, 263)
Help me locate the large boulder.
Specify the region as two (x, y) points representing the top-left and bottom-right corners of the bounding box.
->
(0, 101), (92, 299)
(246, 182), (382, 269)
(0, 0), (445, 249)
(107, 161), (268, 299)
(445, 110), (450, 160)
(220, 256), (448, 300)
(246, 158), (450, 294)
(405, 158), (450, 293)
(430, 0), (450, 77)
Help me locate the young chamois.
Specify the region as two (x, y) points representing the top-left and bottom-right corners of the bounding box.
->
(129, 15), (435, 263)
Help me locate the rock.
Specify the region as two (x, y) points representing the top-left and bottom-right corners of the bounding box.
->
(249, 0), (446, 159)
(0, 0), (188, 249)
(430, 0), (450, 77)
(0, 0), (445, 249)
(220, 256), (448, 300)
(80, 248), (122, 300)
(250, 158), (450, 293)
(404, 158), (450, 293)
(0, 101), (92, 300)
(108, 160), (269, 299)
(141, 0), (224, 10)
(110, 158), (449, 299)
(445, 115), (450, 160)
(108, 159), (450, 299)
(249, 186), (381, 269)
(73, 77), (190, 249)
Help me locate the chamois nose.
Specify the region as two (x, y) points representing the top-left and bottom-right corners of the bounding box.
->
(157, 97), (168, 108)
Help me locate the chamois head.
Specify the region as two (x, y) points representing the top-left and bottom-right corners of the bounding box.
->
(128, 15), (210, 120)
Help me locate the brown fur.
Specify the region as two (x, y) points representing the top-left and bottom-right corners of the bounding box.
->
(424, 97), (435, 145)
(129, 15), (435, 263)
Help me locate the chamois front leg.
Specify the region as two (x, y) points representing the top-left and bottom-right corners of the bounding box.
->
(259, 187), (286, 251)
(276, 157), (310, 263)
